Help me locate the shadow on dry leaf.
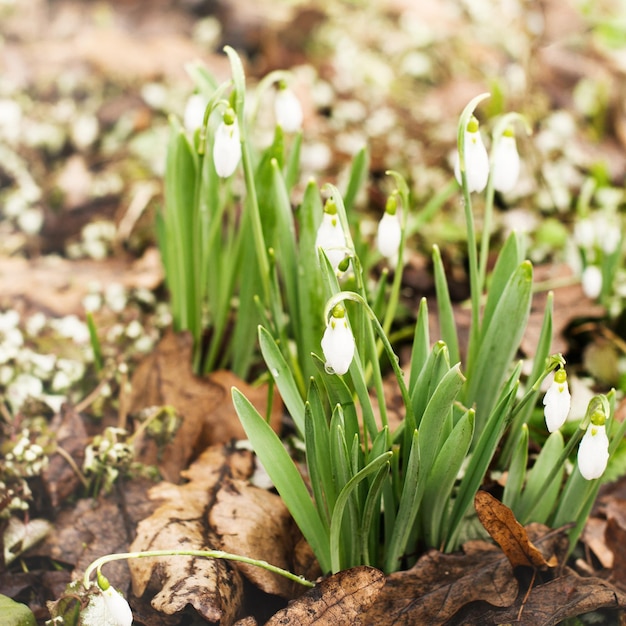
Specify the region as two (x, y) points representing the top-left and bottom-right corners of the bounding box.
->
(130, 330), (282, 483)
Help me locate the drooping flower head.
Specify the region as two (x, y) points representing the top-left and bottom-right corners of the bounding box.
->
(213, 107), (241, 178)
(491, 127), (521, 193)
(81, 571), (133, 626)
(315, 198), (347, 271)
(577, 408), (610, 480)
(321, 304), (355, 376)
(543, 367), (571, 432)
(376, 192), (402, 263)
(454, 115), (489, 193)
(274, 80), (303, 133)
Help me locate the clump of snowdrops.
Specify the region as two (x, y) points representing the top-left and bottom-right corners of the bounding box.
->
(47, 48), (626, 625)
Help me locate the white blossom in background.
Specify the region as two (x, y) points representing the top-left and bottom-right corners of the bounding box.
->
(376, 193), (402, 263)
(543, 368), (571, 432)
(315, 200), (347, 271)
(321, 305), (355, 376)
(274, 83), (303, 133)
(82, 574), (133, 626)
(581, 265), (602, 299)
(183, 93), (208, 132)
(213, 109), (241, 178)
(454, 115), (489, 193)
(491, 128), (520, 193)
(577, 417), (610, 480)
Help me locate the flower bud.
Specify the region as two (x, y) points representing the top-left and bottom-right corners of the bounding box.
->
(213, 109), (241, 178)
(491, 128), (520, 193)
(543, 368), (571, 432)
(321, 305), (355, 375)
(454, 115), (489, 193)
(183, 93), (207, 132)
(81, 572), (133, 626)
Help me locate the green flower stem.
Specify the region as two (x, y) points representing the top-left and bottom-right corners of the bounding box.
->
(83, 550), (315, 591)
(457, 93), (490, 373)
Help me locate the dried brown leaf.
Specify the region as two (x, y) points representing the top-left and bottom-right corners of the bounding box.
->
(41, 405), (88, 507)
(265, 566), (385, 625)
(474, 490), (557, 570)
(130, 331), (281, 482)
(210, 479), (320, 598)
(129, 446), (255, 624)
(361, 548), (518, 624)
(604, 499), (626, 590)
(451, 568), (626, 625)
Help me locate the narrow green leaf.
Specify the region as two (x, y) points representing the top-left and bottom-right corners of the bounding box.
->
(330, 451), (393, 572)
(432, 245), (460, 365)
(232, 388), (331, 572)
(516, 429), (564, 524)
(502, 423), (529, 510)
(421, 409), (475, 548)
(385, 429), (420, 573)
(343, 146), (369, 213)
(258, 326), (306, 435)
(409, 297), (429, 394)
(465, 261), (533, 435)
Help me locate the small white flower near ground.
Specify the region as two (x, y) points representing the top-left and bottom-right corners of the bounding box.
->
(491, 130), (520, 193)
(581, 265), (602, 299)
(274, 85), (303, 133)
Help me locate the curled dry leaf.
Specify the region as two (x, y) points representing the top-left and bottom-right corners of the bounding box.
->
(604, 499), (626, 590)
(474, 490), (558, 570)
(129, 445), (258, 624)
(130, 330), (281, 482)
(361, 548), (518, 624)
(265, 566), (385, 626)
(210, 479), (321, 598)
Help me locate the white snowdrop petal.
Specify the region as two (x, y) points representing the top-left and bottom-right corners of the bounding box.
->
(577, 424), (609, 480)
(543, 377), (571, 432)
(274, 88), (303, 133)
(491, 135), (521, 193)
(376, 212), (402, 259)
(213, 120), (242, 178)
(321, 316), (355, 375)
(581, 265), (602, 299)
(315, 213), (346, 270)
(454, 129), (489, 193)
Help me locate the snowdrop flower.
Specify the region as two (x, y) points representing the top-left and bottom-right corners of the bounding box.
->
(454, 115), (489, 193)
(213, 108), (241, 178)
(543, 368), (571, 432)
(82, 572), (133, 626)
(183, 93), (208, 132)
(491, 128), (520, 193)
(577, 411), (610, 480)
(376, 193), (402, 262)
(581, 265), (602, 299)
(274, 82), (303, 133)
(321, 305), (355, 375)
(315, 199), (347, 271)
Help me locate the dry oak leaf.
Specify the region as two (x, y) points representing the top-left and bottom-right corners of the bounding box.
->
(129, 445), (255, 625)
(452, 567), (626, 625)
(264, 566), (385, 626)
(361, 548), (518, 624)
(210, 479), (321, 599)
(130, 330), (281, 483)
(474, 490), (558, 570)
